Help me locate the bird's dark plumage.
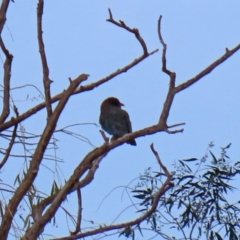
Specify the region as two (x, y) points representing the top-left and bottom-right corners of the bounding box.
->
(99, 97), (136, 146)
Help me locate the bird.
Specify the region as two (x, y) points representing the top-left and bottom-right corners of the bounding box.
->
(99, 97), (136, 146)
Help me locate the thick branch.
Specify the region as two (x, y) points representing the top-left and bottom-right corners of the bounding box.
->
(0, 74), (89, 240)
(37, 0), (52, 118)
(0, 37), (13, 124)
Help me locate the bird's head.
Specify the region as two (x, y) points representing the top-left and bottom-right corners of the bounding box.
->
(101, 97), (124, 109)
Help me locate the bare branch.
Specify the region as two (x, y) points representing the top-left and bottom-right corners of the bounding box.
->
(37, 0), (53, 118)
(175, 43), (240, 93)
(0, 37), (13, 124)
(157, 16), (176, 127)
(0, 49), (157, 132)
(150, 143), (172, 178)
(157, 15), (172, 76)
(107, 8), (149, 55)
(157, 15), (240, 129)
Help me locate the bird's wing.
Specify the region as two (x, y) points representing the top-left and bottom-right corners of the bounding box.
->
(122, 110), (132, 133)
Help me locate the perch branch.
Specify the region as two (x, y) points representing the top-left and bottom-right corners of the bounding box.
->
(0, 48), (158, 132)
(150, 143), (172, 178)
(37, 0), (53, 118)
(23, 121), (177, 239)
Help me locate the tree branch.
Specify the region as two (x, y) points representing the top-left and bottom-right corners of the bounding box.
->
(107, 8), (148, 55)
(0, 37), (13, 124)
(70, 188), (82, 235)
(157, 15), (172, 76)
(0, 0), (11, 34)
(53, 145), (173, 240)
(175, 44), (240, 93)
(37, 0), (53, 118)
(157, 16), (176, 127)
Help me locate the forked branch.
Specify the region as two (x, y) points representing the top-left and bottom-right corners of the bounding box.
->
(107, 8), (148, 55)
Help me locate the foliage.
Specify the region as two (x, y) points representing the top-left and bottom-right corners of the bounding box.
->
(132, 143), (240, 240)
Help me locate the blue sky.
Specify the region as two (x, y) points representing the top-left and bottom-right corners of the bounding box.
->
(1, 1), (240, 239)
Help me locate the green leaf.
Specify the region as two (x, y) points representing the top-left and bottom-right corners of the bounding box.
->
(137, 224), (143, 237)
(209, 150), (218, 164)
(182, 158), (198, 162)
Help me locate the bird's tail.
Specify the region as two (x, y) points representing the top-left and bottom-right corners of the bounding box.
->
(127, 139), (137, 146)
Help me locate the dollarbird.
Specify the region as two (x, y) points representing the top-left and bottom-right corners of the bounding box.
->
(99, 97), (137, 146)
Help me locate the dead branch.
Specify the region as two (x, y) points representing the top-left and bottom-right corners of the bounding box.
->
(157, 16), (240, 128)
(107, 8), (148, 55)
(175, 45), (240, 93)
(37, 0), (53, 118)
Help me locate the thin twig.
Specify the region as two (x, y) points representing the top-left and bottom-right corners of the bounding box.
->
(0, 123), (17, 169)
(150, 143), (172, 178)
